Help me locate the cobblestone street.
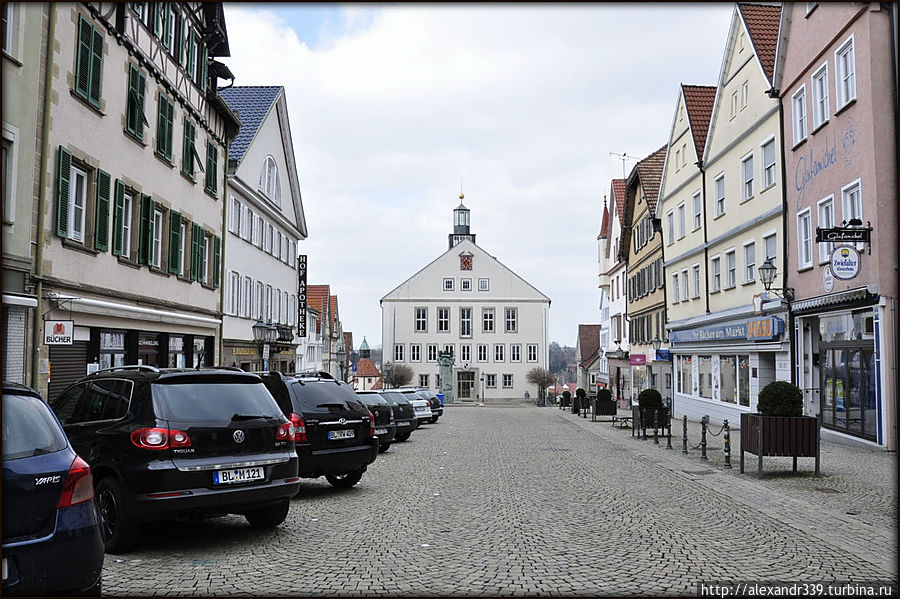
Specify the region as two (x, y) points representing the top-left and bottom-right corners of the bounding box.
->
(103, 405), (897, 596)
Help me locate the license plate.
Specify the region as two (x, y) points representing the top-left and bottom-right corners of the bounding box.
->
(213, 466), (264, 485)
(328, 429), (354, 440)
(375, 428), (387, 435)
(397, 421), (410, 427)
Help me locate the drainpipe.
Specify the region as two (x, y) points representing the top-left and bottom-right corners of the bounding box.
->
(768, 84), (793, 385)
(31, 3), (56, 391)
(696, 159), (709, 315)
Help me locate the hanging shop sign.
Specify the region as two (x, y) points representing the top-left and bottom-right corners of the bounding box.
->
(823, 265), (835, 292)
(43, 320), (74, 345)
(629, 354), (646, 366)
(830, 246), (861, 280)
(816, 226), (871, 244)
(297, 254), (308, 337)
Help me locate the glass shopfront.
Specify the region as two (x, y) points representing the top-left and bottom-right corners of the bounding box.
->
(168, 335), (186, 368)
(99, 330), (126, 370)
(818, 311), (876, 440)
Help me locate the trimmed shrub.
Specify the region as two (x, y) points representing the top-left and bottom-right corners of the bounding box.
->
(575, 388), (586, 399)
(561, 390), (571, 400)
(637, 388), (663, 409)
(757, 381), (803, 417)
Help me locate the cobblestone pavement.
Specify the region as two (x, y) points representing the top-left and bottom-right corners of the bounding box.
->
(102, 406), (897, 596)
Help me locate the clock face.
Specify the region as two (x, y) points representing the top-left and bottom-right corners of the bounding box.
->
(460, 255), (473, 271)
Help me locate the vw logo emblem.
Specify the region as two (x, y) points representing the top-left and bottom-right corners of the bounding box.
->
(233, 430), (246, 444)
(338, 418), (347, 425)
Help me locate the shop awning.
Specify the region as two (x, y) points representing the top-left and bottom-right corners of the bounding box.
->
(2, 293), (38, 308)
(791, 286), (877, 315)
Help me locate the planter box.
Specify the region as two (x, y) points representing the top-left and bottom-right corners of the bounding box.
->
(632, 406), (671, 442)
(740, 413), (821, 478)
(591, 398), (617, 421)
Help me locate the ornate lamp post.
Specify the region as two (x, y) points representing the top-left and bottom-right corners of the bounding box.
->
(252, 319), (277, 371)
(336, 347), (346, 382)
(383, 361), (392, 389)
(758, 259), (795, 302)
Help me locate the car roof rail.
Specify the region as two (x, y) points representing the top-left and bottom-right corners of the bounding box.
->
(90, 364), (161, 375)
(295, 370), (335, 380)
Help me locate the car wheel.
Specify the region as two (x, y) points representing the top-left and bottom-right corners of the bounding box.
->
(325, 468), (364, 488)
(79, 578), (102, 597)
(378, 442), (391, 453)
(395, 432), (410, 442)
(430, 416), (439, 424)
(95, 477), (140, 554)
(244, 499), (290, 529)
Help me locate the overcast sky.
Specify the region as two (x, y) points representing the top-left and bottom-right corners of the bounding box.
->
(221, 3), (735, 348)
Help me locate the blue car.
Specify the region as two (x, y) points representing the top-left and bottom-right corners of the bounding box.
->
(2, 382), (105, 596)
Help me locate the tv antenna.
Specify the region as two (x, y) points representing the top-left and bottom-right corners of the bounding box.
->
(609, 152), (640, 178)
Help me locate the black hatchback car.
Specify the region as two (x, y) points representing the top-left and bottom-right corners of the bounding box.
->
(258, 371), (379, 488)
(2, 382), (105, 596)
(49, 366), (301, 553)
(415, 388), (443, 423)
(355, 390), (396, 452)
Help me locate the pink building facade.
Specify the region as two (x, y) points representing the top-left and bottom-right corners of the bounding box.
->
(776, 2), (897, 449)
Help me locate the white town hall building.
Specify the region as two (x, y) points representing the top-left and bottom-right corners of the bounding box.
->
(381, 197), (551, 402)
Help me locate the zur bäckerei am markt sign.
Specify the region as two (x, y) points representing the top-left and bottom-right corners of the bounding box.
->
(668, 317), (785, 344)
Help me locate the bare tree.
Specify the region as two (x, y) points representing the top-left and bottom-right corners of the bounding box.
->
(384, 363), (414, 389)
(527, 367), (555, 404)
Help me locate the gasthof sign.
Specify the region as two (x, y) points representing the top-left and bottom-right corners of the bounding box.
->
(44, 320), (74, 345)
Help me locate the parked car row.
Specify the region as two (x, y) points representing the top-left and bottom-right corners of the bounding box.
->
(1, 369), (443, 596)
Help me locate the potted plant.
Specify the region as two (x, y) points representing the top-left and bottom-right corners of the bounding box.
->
(593, 387), (617, 421)
(635, 388), (668, 438)
(741, 380), (820, 478)
(575, 388), (586, 416)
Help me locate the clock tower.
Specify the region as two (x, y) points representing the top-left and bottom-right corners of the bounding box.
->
(448, 193), (476, 249)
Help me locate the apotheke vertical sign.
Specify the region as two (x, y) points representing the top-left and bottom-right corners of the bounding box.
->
(297, 255), (308, 337)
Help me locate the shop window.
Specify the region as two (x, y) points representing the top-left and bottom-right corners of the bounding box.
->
(99, 330), (125, 370)
(698, 355), (713, 399)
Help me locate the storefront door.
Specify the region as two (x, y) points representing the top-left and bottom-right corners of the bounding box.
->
(820, 346), (875, 440)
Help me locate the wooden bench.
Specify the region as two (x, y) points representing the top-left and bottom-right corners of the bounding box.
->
(611, 415), (633, 428)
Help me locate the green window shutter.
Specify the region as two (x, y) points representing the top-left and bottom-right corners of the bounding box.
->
(153, 3), (163, 37)
(165, 101), (173, 159)
(94, 169), (111, 251)
(198, 45), (207, 92)
(127, 66), (147, 137)
(205, 141), (217, 193)
(75, 16), (92, 100)
(212, 235), (221, 288)
(186, 28), (195, 77)
(138, 193), (153, 265)
(177, 14), (185, 65)
(157, 97), (173, 159)
(190, 223), (201, 281)
(112, 179), (125, 256)
(56, 147), (72, 238)
(89, 26), (104, 107)
(162, 4), (172, 50)
(182, 119), (194, 176)
(168, 211), (182, 273)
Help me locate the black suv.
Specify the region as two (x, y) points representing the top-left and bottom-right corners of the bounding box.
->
(376, 390), (418, 441)
(258, 371), (379, 488)
(49, 366), (300, 553)
(355, 390), (396, 452)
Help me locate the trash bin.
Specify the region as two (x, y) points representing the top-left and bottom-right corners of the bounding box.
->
(436, 393), (444, 406)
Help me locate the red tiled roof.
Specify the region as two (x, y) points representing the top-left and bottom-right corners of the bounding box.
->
(611, 179), (627, 227)
(739, 3), (782, 82)
(578, 324), (602, 369)
(599, 199), (610, 238)
(355, 358), (381, 377)
(306, 285), (331, 334)
(633, 145), (668, 213)
(682, 84), (716, 159)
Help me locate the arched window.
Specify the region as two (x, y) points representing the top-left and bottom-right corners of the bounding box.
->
(258, 155), (281, 205)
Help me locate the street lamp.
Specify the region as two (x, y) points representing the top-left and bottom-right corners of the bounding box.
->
(758, 259), (795, 302)
(480, 373), (485, 406)
(252, 319), (277, 371)
(383, 361), (392, 389)
(336, 347), (346, 382)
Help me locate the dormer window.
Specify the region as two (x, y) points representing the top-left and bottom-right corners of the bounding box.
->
(259, 155), (281, 205)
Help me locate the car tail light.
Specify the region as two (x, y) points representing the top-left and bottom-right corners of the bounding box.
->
(276, 421), (295, 441)
(290, 413), (307, 443)
(368, 411), (376, 437)
(389, 408), (394, 423)
(130, 427), (192, 450)
(57, 456), (94, 508)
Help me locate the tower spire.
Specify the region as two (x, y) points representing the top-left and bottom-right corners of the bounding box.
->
(449, 191), (476, 249)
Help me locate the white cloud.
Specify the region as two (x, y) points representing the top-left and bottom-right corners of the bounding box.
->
(222, 3), (733, 347)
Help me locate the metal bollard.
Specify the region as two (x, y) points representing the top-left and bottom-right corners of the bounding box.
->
(723, 419), (732, 469)
(666, 415), (673, 449)
(700, 415), (709, 461)
(682, 415), (689, 454)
